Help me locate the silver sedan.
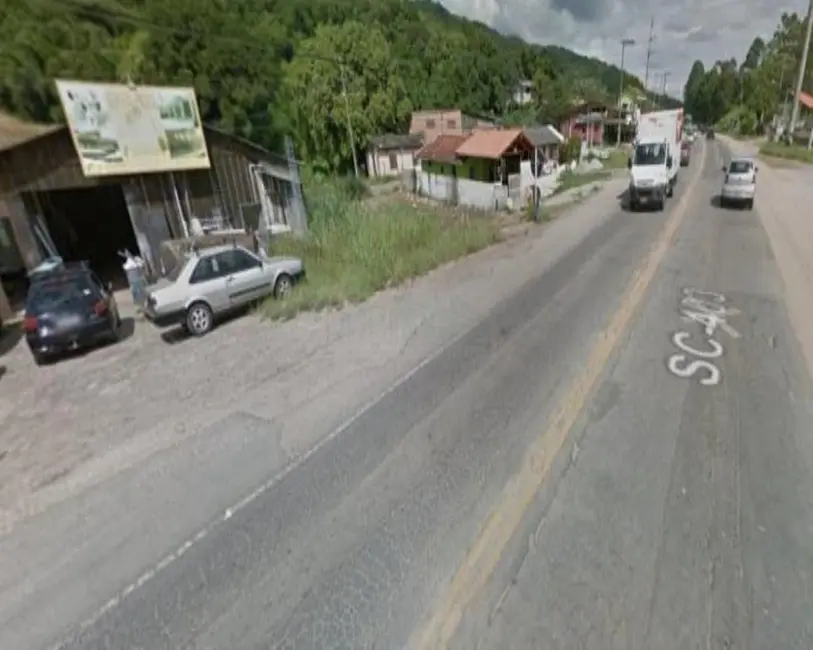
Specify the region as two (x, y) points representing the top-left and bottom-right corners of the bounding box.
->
(144, 244), (304, 335)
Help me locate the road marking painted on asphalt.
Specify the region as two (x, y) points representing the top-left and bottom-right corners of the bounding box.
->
(410, 139), (709, 650)
(666, 288), (739, 387)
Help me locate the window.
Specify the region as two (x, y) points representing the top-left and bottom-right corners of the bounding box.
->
(190, 256), (221, 284)
(728, 161), (752, 174)
(632, 143), (667, 166)
(218, 248), (259, 274)
(388, 152), (398, 170)
(26, 274), (96, 314)
(469, 166), (475, 180)
(447, 119), (457, 129)
(426, 119), (436, 128)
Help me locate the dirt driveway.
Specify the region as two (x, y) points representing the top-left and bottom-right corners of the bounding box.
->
(0, 178), (627, 535)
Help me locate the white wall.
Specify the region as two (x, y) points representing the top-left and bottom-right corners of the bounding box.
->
(417, 170), (455, 202)
(368, 150), (417, 177)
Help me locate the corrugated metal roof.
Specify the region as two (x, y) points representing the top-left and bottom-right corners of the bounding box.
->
(455, 128), (530, 159)
(415, 133), (470, 163)
(369, 133), (423, 150)
(0, 111), (62, 153)
(525, 125), (565, 147)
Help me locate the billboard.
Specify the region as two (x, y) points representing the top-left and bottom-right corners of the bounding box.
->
(55, 80), (211, 177)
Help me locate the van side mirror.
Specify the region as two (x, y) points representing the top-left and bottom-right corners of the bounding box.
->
(107, 281), (114, 293)
(667, 156), (673, 167)
(722, 165), (727, 172)
(627, 158), (632, 169)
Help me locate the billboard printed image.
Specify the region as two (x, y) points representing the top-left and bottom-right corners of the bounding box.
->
(55, 80), (211, 177)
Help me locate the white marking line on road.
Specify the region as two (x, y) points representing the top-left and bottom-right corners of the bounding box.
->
(50, 324), (476, 649)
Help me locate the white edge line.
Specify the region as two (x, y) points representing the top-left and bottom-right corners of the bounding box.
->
(50, 324), (473, 650)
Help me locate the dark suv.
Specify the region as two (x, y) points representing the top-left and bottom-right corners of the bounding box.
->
(23, 262), (122, 365)
(706, 129), (715, 140)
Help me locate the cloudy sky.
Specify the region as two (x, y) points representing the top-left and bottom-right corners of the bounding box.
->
(439, 0), (805, 98)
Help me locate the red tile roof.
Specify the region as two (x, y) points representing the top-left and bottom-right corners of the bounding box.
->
(415, 133), (470, 163)
(455, 128), (531, 159)
(800, 91), (813, 110)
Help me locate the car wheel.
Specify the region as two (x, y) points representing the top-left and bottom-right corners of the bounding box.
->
(185, 301), (214, 336)
(274, 273), (293, 299)
(33, 352), (48, 366)
(747, 199), (754, 210)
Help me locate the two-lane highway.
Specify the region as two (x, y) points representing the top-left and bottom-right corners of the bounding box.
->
(448, 142), (813, 649)
(5, 138), (813, 650)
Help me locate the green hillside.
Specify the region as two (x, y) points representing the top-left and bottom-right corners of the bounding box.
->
(0, 0), (647, 171)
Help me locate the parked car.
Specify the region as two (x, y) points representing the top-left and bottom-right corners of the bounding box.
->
(22, 262), (122, 365)
(680, 141), (691, 166)
(144, 244), (305, 336)
(720, 158), (757, 209)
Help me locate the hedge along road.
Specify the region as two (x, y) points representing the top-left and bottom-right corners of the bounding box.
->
(6, 141), (717, 650)
(446, 140), (813, 649)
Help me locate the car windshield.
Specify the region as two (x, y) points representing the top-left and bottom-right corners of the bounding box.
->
(633, 143), (667, 166)
(27, 275), (94, 314)
(729, 161), (752, 174)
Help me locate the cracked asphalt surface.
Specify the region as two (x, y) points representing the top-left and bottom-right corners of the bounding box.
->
(4, 139), (813, 649)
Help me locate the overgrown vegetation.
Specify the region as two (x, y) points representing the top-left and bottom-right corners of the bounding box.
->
(1, 0), (648, 174)
(261, 175), (498, 319)
(758, 141), (813, 164)
(683, 11), (804, 135)
(553, 169), (610, 195)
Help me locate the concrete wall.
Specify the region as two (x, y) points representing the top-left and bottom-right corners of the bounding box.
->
(417, 170), (456, 203)
(366, 150), (417, 177)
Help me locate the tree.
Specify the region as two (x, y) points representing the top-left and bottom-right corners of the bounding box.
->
(280, 21), (411, 172)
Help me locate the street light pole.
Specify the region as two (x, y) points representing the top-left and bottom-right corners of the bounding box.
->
(617, 38), (635, 146)
(789, 0), (813, 139)
(662, 71), (671, 99)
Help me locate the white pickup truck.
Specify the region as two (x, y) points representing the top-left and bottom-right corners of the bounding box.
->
(627, 109), (683, 211)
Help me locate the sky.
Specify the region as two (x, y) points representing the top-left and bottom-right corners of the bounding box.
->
(438, 0), (806, 98)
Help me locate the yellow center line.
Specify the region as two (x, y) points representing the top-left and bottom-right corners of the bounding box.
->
(411, 140), (709, 649)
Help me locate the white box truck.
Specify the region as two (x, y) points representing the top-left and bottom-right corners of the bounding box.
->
(627, 109), (683, 210)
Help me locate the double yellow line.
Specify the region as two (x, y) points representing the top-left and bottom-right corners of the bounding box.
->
(411, 140), (709, 649)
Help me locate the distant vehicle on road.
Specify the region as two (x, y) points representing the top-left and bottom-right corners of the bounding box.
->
(719, 158), (757, 209)
(706, 129), (715, 140)
(23, 262), (122, 365)
(145, 244), (305, 336)
(680, 141), (691, 166)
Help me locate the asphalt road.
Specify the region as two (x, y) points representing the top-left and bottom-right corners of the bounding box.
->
(6, 139), (813, 649)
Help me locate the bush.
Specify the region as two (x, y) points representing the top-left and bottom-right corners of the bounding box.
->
(560, 135), (582, 164)
(263, 177), (498, 319)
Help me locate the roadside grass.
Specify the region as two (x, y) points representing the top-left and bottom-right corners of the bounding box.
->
(601, 149), (629, 169)
(260, 180), (499, 320)
(553, 169), (611, 195)
(758, 141), (813, 165)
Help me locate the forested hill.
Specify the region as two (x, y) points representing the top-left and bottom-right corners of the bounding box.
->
(0, 0), (646, 172)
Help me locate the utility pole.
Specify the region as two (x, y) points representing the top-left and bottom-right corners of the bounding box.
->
(789, 0), (813, 139)
(644, 16), (655, 93)
(339, 62), (359, 177)
(617, 38), (635, 146)
(662, 71), (671, 98)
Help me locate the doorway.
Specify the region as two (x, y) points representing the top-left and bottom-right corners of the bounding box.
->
(25, 184), (138, 289)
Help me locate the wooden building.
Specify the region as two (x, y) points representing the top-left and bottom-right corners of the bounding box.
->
(0, 114), (304, 317)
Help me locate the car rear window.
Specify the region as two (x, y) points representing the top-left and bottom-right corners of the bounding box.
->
(729, 161), (752, 174)
(27, 275), (97, 313)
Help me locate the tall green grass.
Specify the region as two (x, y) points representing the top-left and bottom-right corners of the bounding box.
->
(759, 141), (813, 165)
(261, 174), (498, 320)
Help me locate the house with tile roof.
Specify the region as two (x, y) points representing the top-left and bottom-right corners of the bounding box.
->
(414, 128), (536, 210)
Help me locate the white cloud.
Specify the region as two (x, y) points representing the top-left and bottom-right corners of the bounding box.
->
(438, 0), (805, 97)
